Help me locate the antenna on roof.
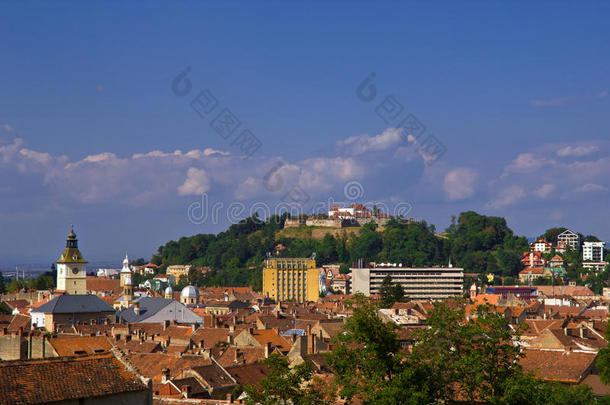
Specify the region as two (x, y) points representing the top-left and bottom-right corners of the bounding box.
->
(311, 252), (316, 260)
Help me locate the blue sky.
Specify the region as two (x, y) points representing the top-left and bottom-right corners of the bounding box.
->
(1, 1), (609, 263)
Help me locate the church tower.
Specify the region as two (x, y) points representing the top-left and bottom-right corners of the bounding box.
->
(120, 253), (133, 299)
(56, 226), (87, 295)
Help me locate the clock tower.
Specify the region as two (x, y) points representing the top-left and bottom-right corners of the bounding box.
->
(56, 225), (87, 295)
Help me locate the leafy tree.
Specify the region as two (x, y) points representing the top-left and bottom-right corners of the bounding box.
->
(6, 278), (24, 293)
(501, 371), (594, 405)
(378, 275), (405, 308)
(412, 301), (523, 403)
(540, 227), (567, 245)
(242, 354), (328, 405)
(326, 294), (432, 404)
(0, 272), (5, 294)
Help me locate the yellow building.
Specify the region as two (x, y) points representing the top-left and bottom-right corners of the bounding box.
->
(263, 258), (319, 303)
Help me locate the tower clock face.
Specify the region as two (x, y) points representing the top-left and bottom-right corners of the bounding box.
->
(72, 267), (79, 275)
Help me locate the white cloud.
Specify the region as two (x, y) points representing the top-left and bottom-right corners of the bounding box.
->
(577, 183), (608, 193)
(337, 128), (403, 155)
(178, 168), (211, 196)
(557, 145), (598, 157)
(506, 153), (553, 172)
(533, 183), (556, 198)
(1, 124), (16, 133)
(487, 185), (527, 209)
(443, 168), (477, 201)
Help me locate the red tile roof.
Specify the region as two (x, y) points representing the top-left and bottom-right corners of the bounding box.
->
(520, 349), (597, 383)
(0, 354), (148, 404)
(48, 336), (113, 356)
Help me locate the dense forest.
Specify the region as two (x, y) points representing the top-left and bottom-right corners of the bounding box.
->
(150, 210), (606, 291)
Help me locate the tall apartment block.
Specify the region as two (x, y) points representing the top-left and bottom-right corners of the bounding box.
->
(263, 258), (320, 303)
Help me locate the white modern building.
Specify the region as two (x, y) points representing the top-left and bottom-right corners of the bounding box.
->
(557, 229), (580, 251)
(350, 262), (463, 300)
(583, 241), (605, 262)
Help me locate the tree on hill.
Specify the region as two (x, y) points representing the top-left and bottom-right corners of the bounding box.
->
(378, 275), (406, 308)
(447, 211), (528, 275)
(539, 227), (567, 244)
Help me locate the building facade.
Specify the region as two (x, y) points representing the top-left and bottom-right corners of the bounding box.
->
(557, 229), (580, 251)
(583, 241), (605, 262)
(56, 226), (87, 295)
(166, 265), (194, 280)
(262, 258), (319, 303)
(350, 263), (463, 300)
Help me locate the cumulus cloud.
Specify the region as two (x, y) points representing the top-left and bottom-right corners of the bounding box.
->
(577, 183), (608, 193)
(489, 141), (610, 209)
(0, 126), (433, 213)
(337, 128), (403, 155)
(533, 183), (556, 198)
(443, 168), (477, 201)
(178, 168), (211, 196)
(557, 145), (598, 157)
(1, 124), (16, 133)
(506, 153), (553, 172)
(487, 185), (527, 209)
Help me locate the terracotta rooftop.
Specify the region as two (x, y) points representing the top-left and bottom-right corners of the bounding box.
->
(190, 328), (231, 349)
(520, 349), (597, 383)
(86, 276), (121, 294)
(225, 362), (268, 386)
(0, 354), (148, 404)
(129, 353), (211, 383)
(213, 346), (265, 368)
(48, 336), (113, 356)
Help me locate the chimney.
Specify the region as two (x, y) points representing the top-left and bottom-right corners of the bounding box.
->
(133, 303), (140, 315)
(308, 333), (315, 355)
(199, 339), (205, 349)
(227, 334), (233, 345)
(234, 348), (239, 363)
(161, 368), (170, 384)
(265, 342), (271, 358)
(191, 324), (198, 333)
(164, 320), (170, 330)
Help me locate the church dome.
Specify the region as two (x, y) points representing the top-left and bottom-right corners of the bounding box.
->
(165, 286), (173, 295)
(181, 285), (199, 298)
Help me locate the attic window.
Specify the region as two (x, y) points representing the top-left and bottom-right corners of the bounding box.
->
(72, 350), (87, 355)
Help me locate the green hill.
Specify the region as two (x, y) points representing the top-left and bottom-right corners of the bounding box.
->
(150, 211), (607, 292)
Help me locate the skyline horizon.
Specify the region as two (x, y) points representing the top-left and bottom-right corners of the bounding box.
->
(0, 205), (604, 266)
